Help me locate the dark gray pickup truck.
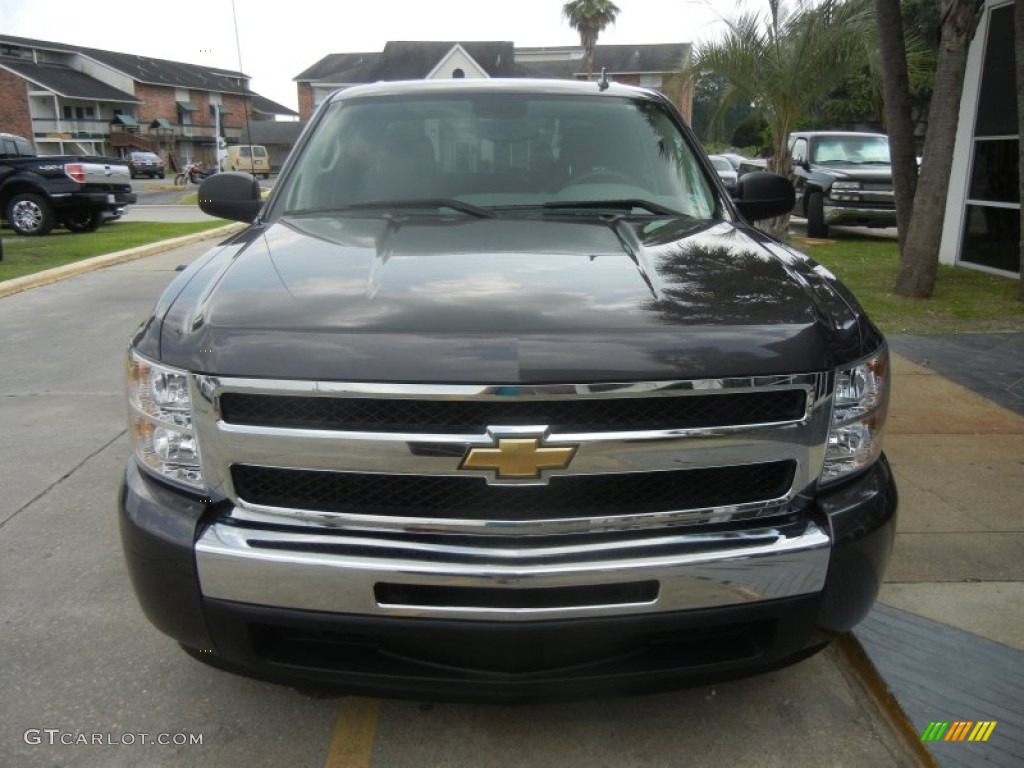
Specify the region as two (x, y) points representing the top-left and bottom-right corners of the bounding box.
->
(789, 131), (897, 238)
(1, 133), (136, 235)
(120, 80), (897, 700)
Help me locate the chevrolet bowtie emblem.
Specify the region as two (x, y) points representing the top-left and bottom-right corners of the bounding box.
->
(460, 438), (577, 479)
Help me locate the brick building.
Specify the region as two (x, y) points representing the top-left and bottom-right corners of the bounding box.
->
(0, 34), (296, 166)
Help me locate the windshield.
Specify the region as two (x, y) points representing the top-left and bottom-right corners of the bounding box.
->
(275, 93), (716, 219)
(811, 136), (890, 165)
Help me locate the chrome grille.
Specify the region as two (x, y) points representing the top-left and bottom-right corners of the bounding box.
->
(219, 389), (808, 434)
(230, 461), (797, 520)
(191, 374), (832, 535)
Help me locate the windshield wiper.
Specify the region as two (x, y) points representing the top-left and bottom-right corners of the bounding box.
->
(543, 199), (684, 216)
(286, 198), (496, 218)
(494, 199), (683, 217)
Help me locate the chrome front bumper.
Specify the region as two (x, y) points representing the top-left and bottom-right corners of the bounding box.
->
(196, 518), (830, 621)
(823, 204), (897, 225)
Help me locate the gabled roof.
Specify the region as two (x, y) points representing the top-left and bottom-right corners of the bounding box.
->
(591, 43), (690, 74)
(517, 43), (690, 78)
(85, 48), (248, 92)
(245, 120), (304, 144)
(0, 59), (140, 102)
(296, 42), (520, 84)
(0, 33), (249, 93)
(294, 52), (380, 83)
(1, 33), (297, 114)
(250, 92), (298, 117)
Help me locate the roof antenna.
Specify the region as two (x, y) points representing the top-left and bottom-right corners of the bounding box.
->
(231, 0), (253, 161)
(598, 67), (610, 92)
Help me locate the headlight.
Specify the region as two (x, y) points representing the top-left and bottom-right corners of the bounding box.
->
(829, 180), (861, 202)
(821, 349), (889, 485)
(127, 349), (204, 490)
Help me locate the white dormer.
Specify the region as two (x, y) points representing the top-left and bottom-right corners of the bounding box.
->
(425, 44), (489, 80)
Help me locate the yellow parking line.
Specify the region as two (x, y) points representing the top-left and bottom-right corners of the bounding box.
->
(324, 697), (381, 768)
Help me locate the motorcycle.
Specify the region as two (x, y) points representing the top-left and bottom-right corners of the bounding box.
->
(174, 162), (216, 186)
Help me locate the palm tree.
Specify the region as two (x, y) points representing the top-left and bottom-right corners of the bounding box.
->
(688, 0), (872, 176)
(562, 0), (621, 79)
(685, 0), (874, 238)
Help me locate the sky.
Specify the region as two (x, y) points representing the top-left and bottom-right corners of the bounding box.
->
(0, 0), (750, 113)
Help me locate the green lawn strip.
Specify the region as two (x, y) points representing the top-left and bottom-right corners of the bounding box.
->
(0, 221), (226, 282)
(793, 235), (1024, 334)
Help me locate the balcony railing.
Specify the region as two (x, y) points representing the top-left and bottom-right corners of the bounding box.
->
(32, 118), (111, 139)
(32, 117), (245, 144)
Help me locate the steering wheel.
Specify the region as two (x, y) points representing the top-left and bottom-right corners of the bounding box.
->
(562, 169), (640, 188)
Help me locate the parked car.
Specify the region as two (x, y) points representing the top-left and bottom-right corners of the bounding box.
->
(127, 151), (165, 179)
(707, 154), (738, 194)
(1, 132), (136, 235)
(121, 80), (896, 700)
(789, 131), (896, 238)
(718, 152), (747, 171)
(222, 144), (270, 178)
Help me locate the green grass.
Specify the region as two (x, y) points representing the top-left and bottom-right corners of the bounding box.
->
(793, 235), (1024, 334)
(0, 221), (226, 282)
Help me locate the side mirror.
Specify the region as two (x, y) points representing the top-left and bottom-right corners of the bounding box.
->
(732, 171), (796, 222)
(198, 172), (262, 223)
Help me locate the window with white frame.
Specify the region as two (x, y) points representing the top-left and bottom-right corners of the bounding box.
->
(960, 2), (1020, 276)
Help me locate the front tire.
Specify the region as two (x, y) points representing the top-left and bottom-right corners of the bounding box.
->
(174, 173), (186, 186)
(806, 191), (828, 238)
(6, 192), (55, 236)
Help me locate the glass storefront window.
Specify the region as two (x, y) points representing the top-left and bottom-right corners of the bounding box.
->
(960, 2), (1020, 276)
(969, 139), (1020, 205)
(960, 205), (1021, 273)
(975, 5), (1018, 137)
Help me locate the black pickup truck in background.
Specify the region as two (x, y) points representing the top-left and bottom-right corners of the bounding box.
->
(1, 133), (137, 235)
(789, 131), (897, 238)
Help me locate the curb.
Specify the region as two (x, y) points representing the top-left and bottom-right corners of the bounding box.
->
(0, 223), (244, 299)
(835, 633), (938, 767)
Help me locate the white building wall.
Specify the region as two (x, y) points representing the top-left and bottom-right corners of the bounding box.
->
(938, 2), (991, 266)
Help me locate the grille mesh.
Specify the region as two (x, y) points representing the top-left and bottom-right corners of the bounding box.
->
(231, 461), (796, 520)
(220, 390), (807, 434)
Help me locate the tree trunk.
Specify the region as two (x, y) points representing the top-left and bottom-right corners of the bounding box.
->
(873, 0), (918, 254)
(894, 0), (981, 298)
(755, 121), (792, 241)
(1016, 0), (1024, 300)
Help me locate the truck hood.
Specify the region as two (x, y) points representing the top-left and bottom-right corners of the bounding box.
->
(157, 215), (871, 382)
